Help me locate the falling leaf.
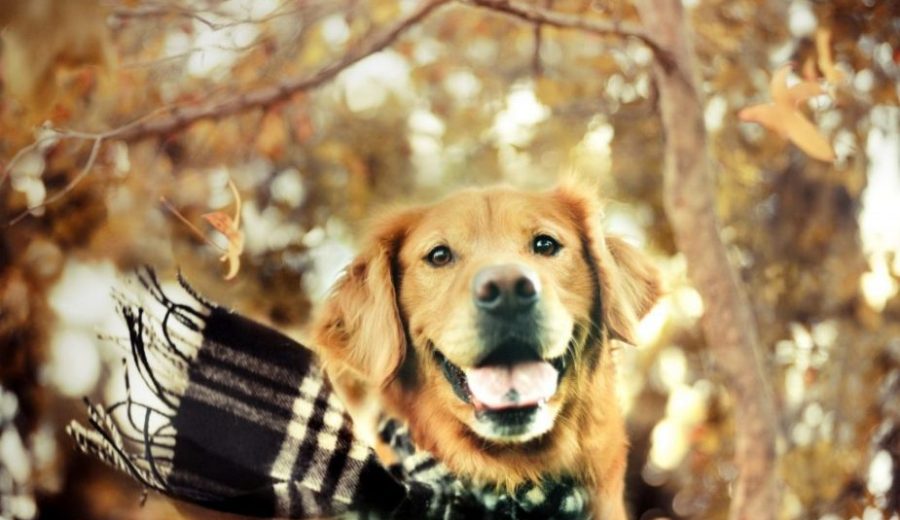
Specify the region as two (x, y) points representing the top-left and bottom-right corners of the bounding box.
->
(779, 111), (836, 164)
(768, 66), (825, 107)
(785, 82), (825, 106)
(161, 179), (245, 280)
(738, 105), (782, 134)
(815, 28), (844, 84)
(203, 179), (244, 280)
(738, 65), (835, 162)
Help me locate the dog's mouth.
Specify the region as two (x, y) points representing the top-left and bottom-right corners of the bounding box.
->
(431, 341), (570, 413)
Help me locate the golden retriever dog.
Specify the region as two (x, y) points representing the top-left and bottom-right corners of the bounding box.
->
(313, 183), (660, 519)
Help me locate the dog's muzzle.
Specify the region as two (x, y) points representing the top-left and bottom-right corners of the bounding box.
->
(430, 263), (573, 439)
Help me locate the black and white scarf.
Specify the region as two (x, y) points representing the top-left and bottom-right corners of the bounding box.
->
(67, 269), (591, 519)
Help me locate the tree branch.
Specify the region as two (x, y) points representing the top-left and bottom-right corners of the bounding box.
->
(108, 0), (450, 143)
(6, 136), (104, 226)
(461, 0), (674, 71)
(633, 1), (779, 519)
(2, 0), (449, 225)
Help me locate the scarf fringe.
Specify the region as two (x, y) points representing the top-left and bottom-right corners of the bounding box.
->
(67, 267), (212, 498)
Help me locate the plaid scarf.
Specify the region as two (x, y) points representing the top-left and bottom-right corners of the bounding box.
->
(67, 269), (591, 519)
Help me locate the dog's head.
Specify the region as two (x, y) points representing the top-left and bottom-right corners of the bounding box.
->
(315, 184), (660, 482)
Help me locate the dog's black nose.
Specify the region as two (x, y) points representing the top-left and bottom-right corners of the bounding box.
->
(473, 264), (541, 315)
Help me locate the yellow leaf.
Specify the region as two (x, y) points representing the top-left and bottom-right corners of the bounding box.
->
(768, 65), (822, 107)
(738, 105), (784, 136)
(787, 81), (825, 106)
(739, 66), (835, 163)
(816, 28), (845, 84)
(782, 111), (836, 162)
(769, 66), (791, 107)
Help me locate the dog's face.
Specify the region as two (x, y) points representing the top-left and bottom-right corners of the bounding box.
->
(396, 188), (599, 442)
(315, 185), (660, 477)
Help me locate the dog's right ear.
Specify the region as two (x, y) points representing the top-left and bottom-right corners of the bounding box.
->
(553, 182), (662, 345)
(313, 208), (420, 387)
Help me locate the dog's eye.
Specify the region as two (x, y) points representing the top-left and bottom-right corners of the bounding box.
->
(533, 235), (561, 256)
(426, 245), (453, 267)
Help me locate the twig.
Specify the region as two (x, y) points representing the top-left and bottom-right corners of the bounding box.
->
(111, 4), (220, 29)
(110, 1), (315, 31)
(7, 137), (104, 226)
(0, 135), (57, 189)
(159, 197), (222, 252)
(106, 0), (450, 143)
(460, 0), (675, 71)
(1, 105), (174, 226)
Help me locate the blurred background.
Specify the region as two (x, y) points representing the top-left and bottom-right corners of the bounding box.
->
(0, 0), (898, 518)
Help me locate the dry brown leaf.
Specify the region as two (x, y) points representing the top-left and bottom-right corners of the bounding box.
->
(201, 180), (244, 280)
(739, 65), (835, 163)
(162, 179), (245, 280)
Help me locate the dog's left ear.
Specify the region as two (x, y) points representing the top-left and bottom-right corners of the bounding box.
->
(313, 208), (419, 387)
(554, 184), (662, 344)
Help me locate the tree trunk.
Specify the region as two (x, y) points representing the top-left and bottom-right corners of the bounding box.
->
(633, 2), (779, 519)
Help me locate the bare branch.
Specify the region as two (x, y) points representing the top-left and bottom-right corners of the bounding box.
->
(0, 136), (55, 190)
(8, 137), (104, 226)
(107, 0), (450, 143)
(1, 105), (170, 192)
(461, 0), (674, 71)
(2, 0), (449, 225)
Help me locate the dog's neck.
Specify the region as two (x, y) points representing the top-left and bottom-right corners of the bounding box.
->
(377, 340), (628, 517)
(378, 416), (592, 518)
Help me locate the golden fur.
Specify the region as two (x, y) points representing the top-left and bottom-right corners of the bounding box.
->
(314, 184), (661, 519)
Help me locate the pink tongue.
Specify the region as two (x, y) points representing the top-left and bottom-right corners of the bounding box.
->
(464, 361), (558, 410)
